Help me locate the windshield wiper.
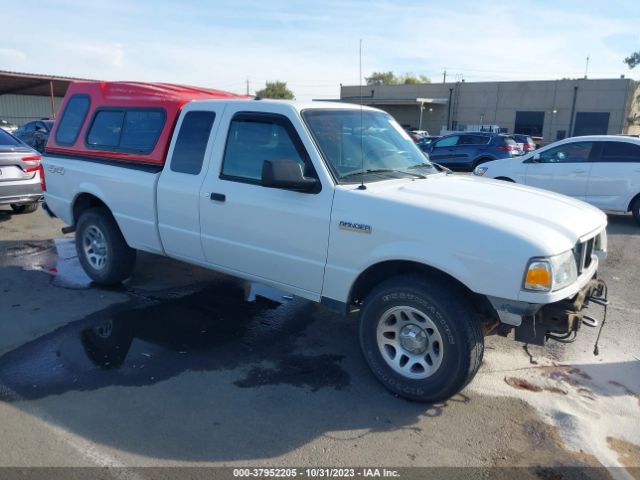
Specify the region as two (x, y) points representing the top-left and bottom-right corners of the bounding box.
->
(341, 168), (425, 180)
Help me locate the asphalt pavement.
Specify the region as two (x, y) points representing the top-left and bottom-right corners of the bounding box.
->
(0, 205), (638, 479)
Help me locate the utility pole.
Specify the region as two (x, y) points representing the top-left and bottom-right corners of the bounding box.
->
(584, 56), (589, 79)
(443, 69), (447, 84)
(246, 78), (250, 96)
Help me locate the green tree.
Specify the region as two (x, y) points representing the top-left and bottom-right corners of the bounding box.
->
(624, 51), (640, 69)
(255, 81), (295, 99)
(365, 71), (398, 86)
(399, 73), (431, 84)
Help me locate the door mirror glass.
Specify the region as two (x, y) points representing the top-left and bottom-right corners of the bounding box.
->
(261, 159), (318, 192)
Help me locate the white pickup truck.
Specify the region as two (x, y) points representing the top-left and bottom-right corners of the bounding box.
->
(42, 81), (609, 402)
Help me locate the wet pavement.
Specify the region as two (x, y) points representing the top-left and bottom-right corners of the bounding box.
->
(0, 206), (639, 475)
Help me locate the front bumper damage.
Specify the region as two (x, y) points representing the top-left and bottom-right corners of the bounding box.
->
(489, 277), (609, 349)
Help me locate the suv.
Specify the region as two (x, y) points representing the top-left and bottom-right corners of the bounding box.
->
(0, 128), (43, 214)
(513, 134), (537, 153)
(425, 132), (520, 171)
(13, 120), (54, 153)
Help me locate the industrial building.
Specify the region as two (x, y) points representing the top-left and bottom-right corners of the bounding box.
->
(340, 78), (640, 143)
(0, 70), (85, 126)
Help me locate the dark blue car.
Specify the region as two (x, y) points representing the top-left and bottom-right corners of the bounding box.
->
(421, 132), (520, 172)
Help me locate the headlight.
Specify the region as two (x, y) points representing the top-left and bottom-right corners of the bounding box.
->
(523, 250), (577, 292)
(473, 166), (488, 176)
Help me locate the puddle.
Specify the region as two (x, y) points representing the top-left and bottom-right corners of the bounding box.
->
(0, 279), (349, 400)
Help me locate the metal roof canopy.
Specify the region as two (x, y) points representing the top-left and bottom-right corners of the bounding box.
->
(0, 70), (93, 97)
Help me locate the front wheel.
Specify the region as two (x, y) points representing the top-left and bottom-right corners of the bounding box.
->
(75, 207), (136, 285)
(359, 275), (484, 402)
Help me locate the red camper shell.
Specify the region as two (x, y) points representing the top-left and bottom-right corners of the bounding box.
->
(46, 81), (247, 166)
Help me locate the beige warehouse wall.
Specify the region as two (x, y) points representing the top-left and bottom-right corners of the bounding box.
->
(341, 78), (635, 142)
(0, 94), (63, 126)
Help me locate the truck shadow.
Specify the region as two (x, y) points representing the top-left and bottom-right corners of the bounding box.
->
(606, 213), (638, 235)
(0, 272), (460, 461)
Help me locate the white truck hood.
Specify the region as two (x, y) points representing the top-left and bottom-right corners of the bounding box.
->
(352, 174), (606, 254)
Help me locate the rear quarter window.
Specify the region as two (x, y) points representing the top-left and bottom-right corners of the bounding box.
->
(55, 95), (90, 146)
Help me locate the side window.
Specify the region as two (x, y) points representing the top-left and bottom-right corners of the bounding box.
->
(87, 111), (124, 147)
(55, 95), (90, 145)
(170, 111), (216, 175)
(538, 142), (592, 163)
(435, 135), (459, 147)
(221, 114), (308, 182)
(599, 141), (640, 163)
(86, 109), (165, 153)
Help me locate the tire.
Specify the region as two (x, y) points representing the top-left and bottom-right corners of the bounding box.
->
(359, 274), (484, 402)
(10, 203), (39, 214)
(632, 196), (640, 226)
(75, 207), (136, 285)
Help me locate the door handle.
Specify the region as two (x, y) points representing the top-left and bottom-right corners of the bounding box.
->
(210, 193), (226, 202)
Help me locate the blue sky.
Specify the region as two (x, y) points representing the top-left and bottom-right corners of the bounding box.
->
(2, 0), (639, 100)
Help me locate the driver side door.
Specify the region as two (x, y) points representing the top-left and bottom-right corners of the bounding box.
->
(199, 110), (334, 298)
(524, 141), (594, 199)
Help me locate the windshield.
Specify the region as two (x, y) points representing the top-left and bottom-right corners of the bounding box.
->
(302, 109), (437, 183)
(0, 128), (22, 146)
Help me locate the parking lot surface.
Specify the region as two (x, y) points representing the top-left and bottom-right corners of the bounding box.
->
(0, 206), (639, 477)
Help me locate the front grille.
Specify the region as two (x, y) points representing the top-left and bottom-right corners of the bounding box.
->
(573, 238), (595, 274)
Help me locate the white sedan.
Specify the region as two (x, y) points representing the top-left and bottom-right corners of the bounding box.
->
(473, 135), (640, 225)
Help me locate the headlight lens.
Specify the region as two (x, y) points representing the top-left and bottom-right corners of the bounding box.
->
(473, 166), (488, 176)
(524, 251), (577, 292)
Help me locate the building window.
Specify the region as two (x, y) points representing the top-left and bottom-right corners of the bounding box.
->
(573, 112), (610, 136)
(514, 111), (545, 136)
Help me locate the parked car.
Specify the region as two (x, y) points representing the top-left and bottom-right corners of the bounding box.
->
(43, 81), (609, 403)
(513, 134), (537, 153)
(423, 132), (521, 171)
(406, 129), (429, 142)
(0, 128), (43, 214)
(473, 135), (640, 225)
(13, 119), (54, 153)
(0, 119), (18, 133)
(416, 136), (440, 151)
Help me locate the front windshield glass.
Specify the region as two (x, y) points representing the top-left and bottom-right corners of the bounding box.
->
(302, 109), (436, 183)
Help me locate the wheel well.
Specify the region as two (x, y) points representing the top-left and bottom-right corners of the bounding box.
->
(349, 260), (496, 320)
(72, 193), (107, 225)
(627, 192), (640, 212)
(473, 157), (494, 168)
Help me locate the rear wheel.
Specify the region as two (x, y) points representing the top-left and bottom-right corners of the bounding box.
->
(473, 157), (493, 168)
(632, 196), (640, 226)
(359, 274), (484, 402)
(76, 207), (136, 285)
(10, 203), (39, 214)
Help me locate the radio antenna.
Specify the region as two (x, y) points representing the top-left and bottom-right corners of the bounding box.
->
(358, 38), (366, 190)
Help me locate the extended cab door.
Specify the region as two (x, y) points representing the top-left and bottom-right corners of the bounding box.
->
(199, 106), (334, 299)
(524, 140), (594, 199)
(586, 141), (640, 212)
(157, 105), (224, 261)
(428, 135), (460, 164)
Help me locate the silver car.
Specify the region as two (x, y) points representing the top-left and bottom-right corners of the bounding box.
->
(0, 128), (43, 214)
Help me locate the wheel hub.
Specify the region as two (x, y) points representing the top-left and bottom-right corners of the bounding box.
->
(399, 324), (428, 354)
(376, 305), (444, 379)
(83, 225), (108, 270)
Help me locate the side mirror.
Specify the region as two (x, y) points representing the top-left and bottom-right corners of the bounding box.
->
(261, 159), (318, 192)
